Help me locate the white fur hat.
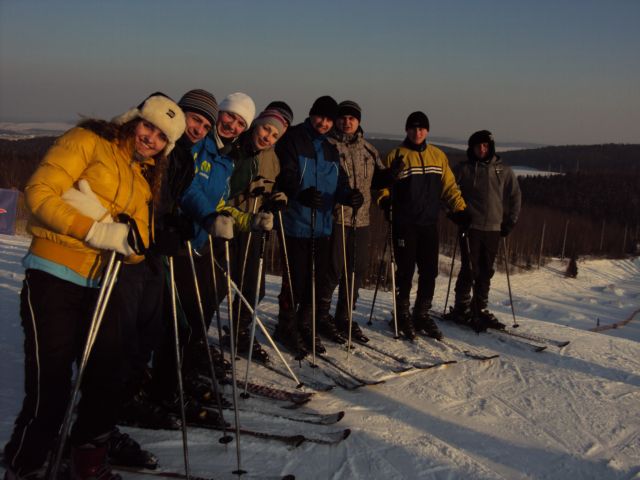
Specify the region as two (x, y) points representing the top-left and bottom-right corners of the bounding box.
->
(113, 93), (186, 156)
(219, 92), (256, 127)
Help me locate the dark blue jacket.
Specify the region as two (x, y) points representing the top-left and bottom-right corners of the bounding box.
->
(180, 134), (234, 250)
(275, 120), (349, 238)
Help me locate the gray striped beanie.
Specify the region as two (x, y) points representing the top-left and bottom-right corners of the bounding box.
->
(337, 100), (361, 121)
(178, 89), (219, 124)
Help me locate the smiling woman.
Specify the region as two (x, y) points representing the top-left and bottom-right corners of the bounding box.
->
(2, 93), (185, 480)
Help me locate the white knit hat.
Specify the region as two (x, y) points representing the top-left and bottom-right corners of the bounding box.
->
(112, 93), (186, 156)
(219, 92), (256, 127)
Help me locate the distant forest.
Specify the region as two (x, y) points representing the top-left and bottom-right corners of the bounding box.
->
(1, 135), (638, 273)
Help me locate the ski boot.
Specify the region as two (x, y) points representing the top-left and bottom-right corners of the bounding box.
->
(445, 304), (473, 326)
(299, 306), (327, 354)
(118, 391), (181, 430)
(182, 398), (230, 429)
(221, 327), (271, 364)
(395, 312), (415, 341)
(274, 310), (308, 359)
(414, 311), (443, 341)
(318, 315), (347, 345)
(335, 313), (369, 344)
(108, 428), (158, 470)
(71, 434), (122, 480)
(475, 310), (506, 331)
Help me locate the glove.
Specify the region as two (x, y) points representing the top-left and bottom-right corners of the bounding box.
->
(61, 179), (112, 223)
(248, 176), (273, 197)
(264, 191), (288, 212)
(84, 221), (134, 256)
(390, 151), (405, 178)
(450, 209), (472, 231)
(252, 211), (274, 231)
(297, 187), (323, 209)
(500, 219), (516, 237)
(345, 189), (364, 209)
(151, 230), (182, 256)
(208, 213), (235, 240)
(379, 196), (391, 222)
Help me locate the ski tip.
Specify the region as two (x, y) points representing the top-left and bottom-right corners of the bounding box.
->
(282, 475), (296, 480)
(535, 345), (548, 352)
(342, 428), (352, 439)
(336, 411), (345, 422)
(558, 341), (570, 348)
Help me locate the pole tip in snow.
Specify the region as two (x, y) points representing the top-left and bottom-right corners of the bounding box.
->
(232, 469), (248, 476)
(240, 392), (251, 399)
(219, 435), (234, 444)
(296, 382), (305, 389)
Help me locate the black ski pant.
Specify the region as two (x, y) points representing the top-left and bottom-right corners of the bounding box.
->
(393, 222), (439, 314)
(317, 224), (370, 321)
(104, 254), (166, 404)
(231, 230), (266, 332)
(455, 229), (500, 311)
(4, 269), (123, 476)
(277, 235), (331, 327)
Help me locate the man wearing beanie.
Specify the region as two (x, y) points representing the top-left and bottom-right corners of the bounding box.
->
(274, 96), (364, 358)
(315, 100), (382, 345)
(446, 130), (521, 331)
(376, 111), (469, 341)
(220, 108), (289, 364)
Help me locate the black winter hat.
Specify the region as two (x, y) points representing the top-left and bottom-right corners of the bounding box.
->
(266, 100), (294, 126)
(467, 130), (496, 160)
(309, 96), (339, 121)
(405, 111), (429, 130)
(337, 100), (362, 122)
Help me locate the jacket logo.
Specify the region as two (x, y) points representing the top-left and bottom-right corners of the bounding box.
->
(166, 109), (176, 119)
(200, 161), (211, 174)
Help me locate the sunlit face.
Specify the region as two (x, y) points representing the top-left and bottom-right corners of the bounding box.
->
(336, 115), (359, 135)
(134, 120), (168, 157)
(252, 124), (280, 150)
(217, 111), (248, 139)
(184, 111), (212, 143)
(310, 115), (333, 135)
(406, 127), (428, 145)
(474, 142), (490, 159)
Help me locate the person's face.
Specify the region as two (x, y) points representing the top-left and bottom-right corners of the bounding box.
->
(406, 127), (428, 145)
(252, 124), (281, 150)
(217, 111), (248, 139)
(134, 120), (168, 157)
(184, 111), (212, 143)
(336, 115), (359, 135)
(310, 115), (333, 135)
(474, 142), (490, 159)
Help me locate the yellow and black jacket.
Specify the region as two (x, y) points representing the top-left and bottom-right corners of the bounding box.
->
(377, 139), (466, 226)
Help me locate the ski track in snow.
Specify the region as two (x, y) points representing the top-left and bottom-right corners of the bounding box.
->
(0, 234), (639, 479)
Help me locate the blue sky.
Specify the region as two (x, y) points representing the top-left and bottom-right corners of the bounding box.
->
(1, 0), (639, 145)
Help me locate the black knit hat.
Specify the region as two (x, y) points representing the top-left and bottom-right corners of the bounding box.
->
(266, 101), (294, 126)
(309, 96), (339, 121)
(337, 100), (362, 122)
(467, 130), (496, 160)
(405, 111), (429, 130)
(178, 89), (219, 125)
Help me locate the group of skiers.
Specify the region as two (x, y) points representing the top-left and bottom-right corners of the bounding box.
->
(3, 90), (521, 480)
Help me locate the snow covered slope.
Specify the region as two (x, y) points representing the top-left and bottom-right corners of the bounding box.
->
(0, 234), (638, 479)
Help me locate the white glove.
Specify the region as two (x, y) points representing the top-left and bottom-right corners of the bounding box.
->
(85, 221), (134, 256)
(62, 179), (113, 223)
(212, 214), (235, 240)
(251, 212), (273, 231)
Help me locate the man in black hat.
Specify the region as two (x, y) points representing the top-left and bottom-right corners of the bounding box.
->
(273, 96), (363, 358)
(377, 111), (469, 341)
(447, 130), (521, 331)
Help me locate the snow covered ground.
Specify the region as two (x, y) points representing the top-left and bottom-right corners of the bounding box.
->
(0, 233), (638, 479)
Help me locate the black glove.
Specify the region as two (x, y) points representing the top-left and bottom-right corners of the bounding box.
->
(248, 176), (273, 197)
(500, 219), (516, 237)
(390, 151), (405, 178)
(379, 196), (391, 222)
(151, 230), (182, 256)
(298, 187), (323, 209)
(262, 191), (288, 212)
(450, 209), (472, 231)
(345, 189), (364, 209)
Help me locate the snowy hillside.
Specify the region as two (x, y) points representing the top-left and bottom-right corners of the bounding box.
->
(0, 234), (638, 479)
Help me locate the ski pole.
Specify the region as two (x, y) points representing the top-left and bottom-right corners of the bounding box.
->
(442, 233), (459, 316)
(340, 207), (353, 359)
(235, 197), (259, 346)
(186, 241), (232, 444)
(224, 240), (245, 475)
(48, 251), (121, 480)
(367, 236), (388, 326)
(347, 207), (358, 354)
(212, 258), (302, 387)
(168, 256), (191, 479)
(208, 235), (226, 366)
(277, 210), (296, 310)
(242, 231), (268, 396)
(503, 237), (520, 328)
(310, 206), (317, 367)
(388, 204), (399, 339)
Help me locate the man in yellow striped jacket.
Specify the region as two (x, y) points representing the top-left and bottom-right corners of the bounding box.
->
(377, 111), (470, 341)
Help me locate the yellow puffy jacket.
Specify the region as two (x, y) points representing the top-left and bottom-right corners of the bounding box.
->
(25, 127), (153, 282)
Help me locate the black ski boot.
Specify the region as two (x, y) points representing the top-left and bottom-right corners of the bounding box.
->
(118, 392), (181, 430)
(475, 310), (506, 331)
(299, 306), (326, 354)
(335, 312), (369, 343)
(108, 428), (158, 470)
(221, 327), (271, 364)
(445, 304), (473, 326)
(274, 309), (308, 359)
(318, 315), (347, 344)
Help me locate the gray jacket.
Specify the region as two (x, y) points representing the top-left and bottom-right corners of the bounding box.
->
(328, 128), (382, 227)
(453, 155), (521, 231)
